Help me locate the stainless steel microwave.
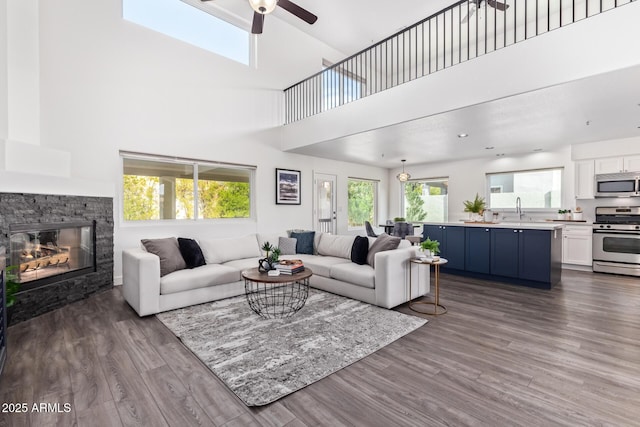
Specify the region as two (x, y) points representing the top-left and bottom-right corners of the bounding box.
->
(595, 172), (640, 197)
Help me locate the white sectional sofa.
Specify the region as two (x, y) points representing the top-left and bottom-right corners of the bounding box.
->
(122, 232), (429, 316)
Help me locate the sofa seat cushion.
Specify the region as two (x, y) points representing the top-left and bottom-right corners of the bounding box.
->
(160, 264), (240, 295)
(282, 255), (350, 277)
(330, 263), (375, 289)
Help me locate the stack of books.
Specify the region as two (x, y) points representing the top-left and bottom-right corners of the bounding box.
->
(276, 259), (305, 275)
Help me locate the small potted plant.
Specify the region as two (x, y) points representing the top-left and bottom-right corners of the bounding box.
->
(259, 242), (281, 272)
(393, 217), (406, 222)
(420, 238), (440, 260)
(557, 209), (567, 220)
(463, 193), (486, 222)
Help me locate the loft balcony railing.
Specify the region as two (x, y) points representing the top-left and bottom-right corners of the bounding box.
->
(284, 0), (636, 124)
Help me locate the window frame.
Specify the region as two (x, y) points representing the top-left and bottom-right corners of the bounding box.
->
(123, 0), (256, 67)
(347, 177), (378, 231)
(401, 177), (449, 224)
(120, 151), (256, 225)
(485, 167), (564, 213)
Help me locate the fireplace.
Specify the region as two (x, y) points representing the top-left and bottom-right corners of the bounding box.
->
(9, 221), (97, 291)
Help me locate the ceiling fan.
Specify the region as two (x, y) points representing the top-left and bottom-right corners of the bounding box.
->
(462, 0), (510, 24)
(201, 0), (318, 34)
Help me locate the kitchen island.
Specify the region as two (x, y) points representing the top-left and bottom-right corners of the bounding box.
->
(421, 222), (563, 289)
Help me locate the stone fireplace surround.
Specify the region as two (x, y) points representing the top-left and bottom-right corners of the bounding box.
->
(0, 193), (113, 324)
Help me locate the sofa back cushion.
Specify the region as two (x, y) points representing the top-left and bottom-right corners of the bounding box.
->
(317, 234), (357, 259)
(141, 237), (187, 277)
(199, 234), (261, 264)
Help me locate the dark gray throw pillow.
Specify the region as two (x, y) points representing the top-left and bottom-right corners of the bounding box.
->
(290, 231), (315, 255)
(351, 235), (369, 265)
(141, 237), (187, 277)
(366, 233), (401, 267)
(177, 238), (206, 269)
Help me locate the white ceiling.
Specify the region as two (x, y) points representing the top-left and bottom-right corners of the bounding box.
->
(200, 0), (640, 168)
(289, 65), (640, 168)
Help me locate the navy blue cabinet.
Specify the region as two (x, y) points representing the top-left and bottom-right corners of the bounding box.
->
(422, 225), (464, 270)
(491, 228), (555, 283)
(422, 225), (443, 243)
(423, 224), (561, 288)
(443, 226), (465, 270)
(465, 227), (491, 274)
(490, 228), (520, 278)
(519, 229), (552, 283)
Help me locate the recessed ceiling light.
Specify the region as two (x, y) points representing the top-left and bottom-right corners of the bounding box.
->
(533, 148), (543, 152)
(485, 146), (494, 150)
(458, 133), (469, 138)
(496, 153), (505, 157)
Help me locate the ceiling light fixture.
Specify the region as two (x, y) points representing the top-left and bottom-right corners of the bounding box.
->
(496, 153), (505, 157)
(397, 159), (411, 182)
(485, 146), (494, 150)
(533, 148), (543, 152)
(458, 133), (469, 138)
(249, 0), (277, 14)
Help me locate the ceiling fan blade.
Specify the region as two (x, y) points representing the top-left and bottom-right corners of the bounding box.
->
(251, 12), (264, 34)
(461, 3), (477, 24)
(277, 0), (318, 25)
(487, 0), (510, 11)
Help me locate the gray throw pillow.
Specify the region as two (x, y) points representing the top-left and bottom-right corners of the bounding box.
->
(141, 237), (187, 277)
(279, 237), (298, 255)
(366, 233), (401, 267)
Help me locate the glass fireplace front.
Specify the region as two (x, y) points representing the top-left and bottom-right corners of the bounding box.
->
(9, 221), (96, 290)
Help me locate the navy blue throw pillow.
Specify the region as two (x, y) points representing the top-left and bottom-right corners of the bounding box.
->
(290, 231), (315, 255)
(177, 238), (206, 269)
(351, 236), (369, 265)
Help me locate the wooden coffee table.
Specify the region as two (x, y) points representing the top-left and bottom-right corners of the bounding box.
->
(241, 267), (312, 319)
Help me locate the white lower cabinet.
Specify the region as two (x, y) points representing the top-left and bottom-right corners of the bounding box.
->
(562, 225), (592, 266)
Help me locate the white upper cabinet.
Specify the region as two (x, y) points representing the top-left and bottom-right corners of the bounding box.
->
(623, 155), (640, 173)
(595, 157), (625, 174)
(574, 160), (594, 199)
(595, 155), (640, 174)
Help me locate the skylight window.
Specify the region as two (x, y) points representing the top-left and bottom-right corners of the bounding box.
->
(123, 0), (250, 65)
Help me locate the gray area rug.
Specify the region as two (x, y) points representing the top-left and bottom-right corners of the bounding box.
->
(157, 289), (427, 406)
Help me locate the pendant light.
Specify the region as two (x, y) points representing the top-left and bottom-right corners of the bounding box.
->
(397, 159), (411, 182)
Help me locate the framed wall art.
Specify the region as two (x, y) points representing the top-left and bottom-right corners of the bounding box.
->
(276, 168), (301, 205)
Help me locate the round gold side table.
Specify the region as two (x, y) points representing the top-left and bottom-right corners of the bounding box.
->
(408, 257), (448, 315)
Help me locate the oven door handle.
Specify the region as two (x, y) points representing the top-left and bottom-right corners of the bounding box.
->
(593, 230), (640, 236)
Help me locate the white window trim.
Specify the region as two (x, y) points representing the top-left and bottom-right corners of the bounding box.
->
(179, 0), (257, 68)
(485, 167), (564, 213)
(401, 177), (449, 223)
(120, 151), (256, 224)
(347, 177), (379, 231)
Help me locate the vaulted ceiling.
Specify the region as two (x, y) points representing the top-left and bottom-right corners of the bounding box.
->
(197, 0), (640, 167)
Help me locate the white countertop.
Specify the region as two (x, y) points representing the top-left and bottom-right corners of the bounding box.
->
(422, 222), (565, 230)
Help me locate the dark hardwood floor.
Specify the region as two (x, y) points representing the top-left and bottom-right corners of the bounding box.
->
(2, 269), (640, 426)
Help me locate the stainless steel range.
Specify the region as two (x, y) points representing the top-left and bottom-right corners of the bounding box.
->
(593, 207), (640, 276)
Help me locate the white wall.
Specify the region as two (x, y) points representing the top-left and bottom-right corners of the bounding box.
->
(0, 0), (387, 284)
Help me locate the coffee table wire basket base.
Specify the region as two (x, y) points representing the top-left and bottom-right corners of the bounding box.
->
(244, 278), (310, 319)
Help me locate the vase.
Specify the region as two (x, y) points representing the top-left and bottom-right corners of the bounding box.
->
(258, 258), (273, 272)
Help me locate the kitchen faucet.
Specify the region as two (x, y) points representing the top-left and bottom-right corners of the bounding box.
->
(515, 196), (524, 220)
